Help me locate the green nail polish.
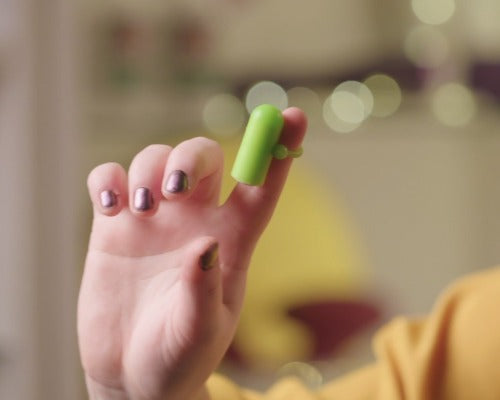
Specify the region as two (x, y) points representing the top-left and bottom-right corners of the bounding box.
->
(200, 243), (219, 271)
(231, 104), (284, 186)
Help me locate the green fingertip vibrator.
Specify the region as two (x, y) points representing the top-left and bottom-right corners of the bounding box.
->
(231, 104), (302, 186)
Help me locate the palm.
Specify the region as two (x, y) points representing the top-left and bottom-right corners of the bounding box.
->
(80, 202), (245, 397)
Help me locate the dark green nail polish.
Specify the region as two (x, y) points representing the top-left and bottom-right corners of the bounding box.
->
(199, 243), (219, 271)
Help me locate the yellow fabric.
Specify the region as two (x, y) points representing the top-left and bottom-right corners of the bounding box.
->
(219, 139), (368, 367)
(207, 266), (500, 399)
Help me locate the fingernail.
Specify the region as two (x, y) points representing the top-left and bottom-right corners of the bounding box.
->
(100, 190), (117, 208)
(199, 243), (219, 271)
(165, 170), (189, 193)
(134, 187), (153, 211)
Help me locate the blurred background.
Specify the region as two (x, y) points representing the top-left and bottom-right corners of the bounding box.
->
(2, 0), (500, 398)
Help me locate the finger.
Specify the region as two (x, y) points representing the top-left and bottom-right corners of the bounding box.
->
(161, 137), (224, 206)
(176, 237), (222, 339)
(87, 162), (128, 216)
(224, 107), (307, 235)
(128, 144), (172, 216)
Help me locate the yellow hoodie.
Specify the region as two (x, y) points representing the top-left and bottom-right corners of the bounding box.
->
(207, 266), (500, 399)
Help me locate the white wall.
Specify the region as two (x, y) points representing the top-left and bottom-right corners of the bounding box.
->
(0, 1), (38, 398)
(0, 0), (84, 398)
(304, 97), (500, 316)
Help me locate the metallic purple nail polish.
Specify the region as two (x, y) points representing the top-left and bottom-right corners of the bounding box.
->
(100, 190), (117, 208)
(165, 170), (189, 193)
(134, 187), (153, 211)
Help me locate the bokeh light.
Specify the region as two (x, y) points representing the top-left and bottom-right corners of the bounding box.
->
(334, 81), (374, 121)
(404, 25), (450, 68)
(431, 83), (477, 127)
(323, 95), (361, 134)
(245, 81), (288, 113)
(411, 0), (456, 25)
(277, 362), (323, 388)
(322, 81), (373, 133)
(363, 74), (402, 117)
(203, 93), (246, 137)
(331, 91), (365, 124)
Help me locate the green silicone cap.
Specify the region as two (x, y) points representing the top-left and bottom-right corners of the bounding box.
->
(231, 104), (285, 186)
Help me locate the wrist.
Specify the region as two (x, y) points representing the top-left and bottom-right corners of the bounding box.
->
(85, 374), (210, 400)
(85, 375), (128, 400)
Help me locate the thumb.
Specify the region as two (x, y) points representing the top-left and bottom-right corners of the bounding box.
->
(224, 107), (307, 235)
(176, 237), (222, 338)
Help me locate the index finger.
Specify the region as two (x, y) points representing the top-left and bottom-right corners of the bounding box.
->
(223, 107), (307, 237)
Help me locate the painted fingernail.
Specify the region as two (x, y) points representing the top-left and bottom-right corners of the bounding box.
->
(165, 170), (189, 193)
(134, 187), (153, 211)
(100, 190), (117, 208)
(199, 243), (219, 271)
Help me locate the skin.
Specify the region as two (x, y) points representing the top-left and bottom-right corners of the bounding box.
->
(78, 108), (307, 400)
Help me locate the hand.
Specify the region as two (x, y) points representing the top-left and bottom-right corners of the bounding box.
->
(77, 108), (307, 400)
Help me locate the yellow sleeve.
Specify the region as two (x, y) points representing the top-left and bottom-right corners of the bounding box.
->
(207, 374), (318, 400)
(206, 374), (262, 400)
(209, 267), (500, 400)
